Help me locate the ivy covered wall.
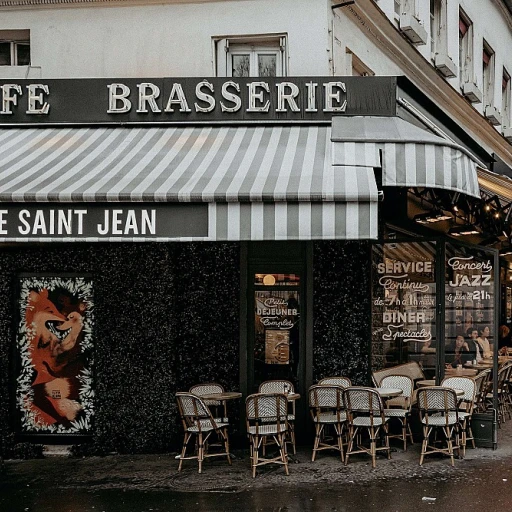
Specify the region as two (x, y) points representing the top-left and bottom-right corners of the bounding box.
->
(0, 242), (240, 456)
(312, 240), (372, 386)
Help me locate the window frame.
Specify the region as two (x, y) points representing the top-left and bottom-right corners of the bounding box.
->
(502, 68), (511, 128)
(458, 9), (473, 86)
(483, 40), (495, 108)
(0, 30), (30, 66)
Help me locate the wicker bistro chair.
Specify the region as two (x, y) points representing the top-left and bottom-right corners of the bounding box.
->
(318, 376), (352, 388)
(246, 393), (289, 477)
(189, 383), (228, 422)
(381, 375), (414, 451)
(308, 385), (347, 462)
(343, 387), (391, 468)
(486, 363), (512, 424)
(258, 380), (296, 454)
(175, 392), (231, 474)
(417, 387), (460, 466)
(474, 369), (492, 413)
(441, 376), (477, 456)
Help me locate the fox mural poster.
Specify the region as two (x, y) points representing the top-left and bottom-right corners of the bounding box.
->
(16, 276), (94, 435)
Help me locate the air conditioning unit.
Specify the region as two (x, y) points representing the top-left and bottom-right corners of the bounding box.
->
(485, 105), (502, 126)
(434, 53), (458, 78)
(461, 82), (482, 103)
(503, 127), (512, 143)
(399, 14), (428, 45)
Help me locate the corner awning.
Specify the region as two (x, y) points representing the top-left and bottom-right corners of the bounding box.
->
(331, 116), (482, 199)
(0, 126), (378, 241)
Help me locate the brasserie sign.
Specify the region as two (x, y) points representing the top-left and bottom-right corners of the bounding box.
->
(0, 76), (396, 125)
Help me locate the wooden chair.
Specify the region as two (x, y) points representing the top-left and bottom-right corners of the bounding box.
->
(381, 375), (414, 451)
(474, 369), (491, 412)
(258, 380), (296, 454)
(318, 376), (352, 388)
(343, 387), (391, 468)
(308, 384), (347, 462)
(189, 383), (227, 421)
(175, 392), (231, 473)
(417, 387), (460, 466)
(246, 393), (289, 477)
(441, 376), (476, 456)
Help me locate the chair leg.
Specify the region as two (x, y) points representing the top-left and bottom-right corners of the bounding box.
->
(198, 432), (204, 474)
(369, 426), (376, 468)
(335, 423), (345, 462)
(279, 433), (289, 476)
(420, 426), (428, 465)
(222, 428), (232, 465)
(345, 425), (356, 466)
(444, 427), (454, 467)
(312, 423), (322, 462)
(252, 435), (259, 478)
(178, 432), (191, 472)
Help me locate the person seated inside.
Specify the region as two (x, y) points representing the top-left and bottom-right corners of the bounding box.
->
(477, 326), (493, 359)
(447, 335), (475, 368)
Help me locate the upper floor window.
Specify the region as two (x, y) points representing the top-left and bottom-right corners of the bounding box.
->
(0, 30), (30, 66)
(215, 35), (287, 78)
(430, 0), (447, 56)
(483, 41), (495, 107)
(459, 10), (473, 85)
(503, 69), (511, 128)
(346, 50), (374, 76)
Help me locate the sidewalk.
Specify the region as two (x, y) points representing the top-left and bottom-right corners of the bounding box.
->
(2, 418), (512, 494)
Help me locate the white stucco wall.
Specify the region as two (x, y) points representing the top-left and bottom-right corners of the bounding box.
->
(0, 0), (331, 78)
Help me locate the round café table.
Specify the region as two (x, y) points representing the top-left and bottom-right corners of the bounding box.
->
(416, 379), (436, 388)
(199, 391), (242, 401)
(374, 387), (403, 398)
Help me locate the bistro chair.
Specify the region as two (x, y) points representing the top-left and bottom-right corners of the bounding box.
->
(441, 376), (477, 456)
(246, 393), (289, 478)
(258, 380), (296, 454)
(318, 376), (352, 388)
(381, 375), (414, 451)
(175, 392), (231, 474)
(474, 369), (492, 413)
(189, 383), (227, 421)
(486, 362), (512, 425)
(308, 384), (347, 462)
(343, 387), (391, 468)
(417, 387), (460, 466)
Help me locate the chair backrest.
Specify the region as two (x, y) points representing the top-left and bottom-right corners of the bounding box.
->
(189, 383), (224, 405)
(259, 380), (294, 394)
(380, 375), (414, 399)
(372, 362), (425, 387)
(309, 385), (344, 409)
(343, 387), (384, 425)
(176, 392), (215, 431)
(246, 393), (288, 433)
(417, 387), (458, 421)
(497, 363), (512, 390)
(318, 376), (351, 388)
(441, 376), (476, 409)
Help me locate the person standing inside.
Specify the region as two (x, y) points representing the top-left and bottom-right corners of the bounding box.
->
(467, 326), (482, 362)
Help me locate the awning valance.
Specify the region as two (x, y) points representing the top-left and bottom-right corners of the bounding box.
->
(331, 116), (482, 199)
(0, 126), (378, 241)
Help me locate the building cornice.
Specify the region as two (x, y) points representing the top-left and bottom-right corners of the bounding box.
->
(0, 0), (220, 9)
(344, 0), (512, 168)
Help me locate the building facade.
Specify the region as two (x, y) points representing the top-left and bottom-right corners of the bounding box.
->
(0, 0), (511, 453)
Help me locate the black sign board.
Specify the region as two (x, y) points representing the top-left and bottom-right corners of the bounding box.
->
(0, 203), (208, 240)
(0, 76), (397, 125)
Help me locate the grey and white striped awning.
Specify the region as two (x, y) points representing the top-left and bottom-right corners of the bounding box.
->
(0, 125), (378, 241)
(477, 167), (512, 205)
(332, 116), (482, 198)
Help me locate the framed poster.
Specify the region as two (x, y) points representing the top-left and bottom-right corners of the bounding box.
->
(16, 275), (94, 435)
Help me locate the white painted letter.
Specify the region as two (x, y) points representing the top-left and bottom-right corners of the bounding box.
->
(107, 83), (132, 113)
(74, 210), (87, 235)
(18, 210), (31, 235)
(276, 82), (300, 112)
(305, 82), (318, 112)
(220, 81), (241, 112)
(0, 210), (7, 235)
(137, 83), (162, 113)
(247, 82), (270, 112)
(141, 210), (156, 235)
(26, 84), (50, 115)
(323, 82), (347, 112)
(164, 83), (192, 113)
(1, 84), (22, 115)
(194, 80), (216, 113)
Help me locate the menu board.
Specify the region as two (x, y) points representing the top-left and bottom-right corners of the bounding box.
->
(372, 242), (436, 371)
(265, 330), (290, 364)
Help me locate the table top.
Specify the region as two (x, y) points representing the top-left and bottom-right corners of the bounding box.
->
(464, 362), (493, 369)
(416, 380), (436, 388)
(200, 391), (242, 401)
(444, 368), (478, 377)
(375, 387), (403, 398)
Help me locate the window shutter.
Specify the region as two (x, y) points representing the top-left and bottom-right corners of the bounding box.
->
(483, 48), (491, 66)
(279, 36), (287, 76)
(216, 39), (228, 77)
(459, 17), (469, 37)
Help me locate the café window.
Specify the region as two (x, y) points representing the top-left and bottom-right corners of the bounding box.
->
(0, 30), (30, 66)
(253, 273), (300, 385)
(502, 69), (511, 128)
(214, 35), (287, 77)
(372, 241), (437, 377)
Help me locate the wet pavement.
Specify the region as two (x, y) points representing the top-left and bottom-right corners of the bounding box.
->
(2, 421), (512, 511)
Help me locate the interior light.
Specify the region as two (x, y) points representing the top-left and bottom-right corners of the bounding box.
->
(263, 274), (276, 286)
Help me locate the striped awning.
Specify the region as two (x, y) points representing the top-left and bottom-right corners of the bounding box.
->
(332, 116), (482, 198)
(478, 168), (512, 204)
(0, 126), (378, 241)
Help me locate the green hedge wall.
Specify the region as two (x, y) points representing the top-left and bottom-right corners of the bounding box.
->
(0, 242), (240, 456)
(312, 241), (372, 385)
